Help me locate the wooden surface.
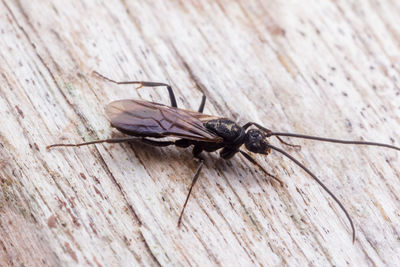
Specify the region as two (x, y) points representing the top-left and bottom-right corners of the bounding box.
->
(1, 0), (400, 266)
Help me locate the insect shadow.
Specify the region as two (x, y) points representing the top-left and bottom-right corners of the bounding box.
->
(48, 72), (400, 242)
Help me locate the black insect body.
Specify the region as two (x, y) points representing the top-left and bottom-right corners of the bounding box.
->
(48, 72), (400, 243)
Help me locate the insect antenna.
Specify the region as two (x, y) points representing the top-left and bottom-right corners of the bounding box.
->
(267, 144), (356, 243)
(267, 132), (400, 151)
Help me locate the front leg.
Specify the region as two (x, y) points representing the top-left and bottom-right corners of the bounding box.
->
(239, 150), (283, 186)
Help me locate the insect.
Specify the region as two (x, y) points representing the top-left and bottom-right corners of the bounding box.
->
(48, 72), (400, 242)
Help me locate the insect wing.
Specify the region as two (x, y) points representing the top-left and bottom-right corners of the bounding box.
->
(105, 99), (223, 142)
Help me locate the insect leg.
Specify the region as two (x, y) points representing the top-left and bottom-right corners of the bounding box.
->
(93, 71), (178, 108)
(47, 137), (177, 149)
(177, 146), (204, 226)
(274, 136), (301, 149)
(239, 150), (283, 186)
(198, 95), (206, 113)
(243, 122), (301, 149)
(47, 137), (142, 149)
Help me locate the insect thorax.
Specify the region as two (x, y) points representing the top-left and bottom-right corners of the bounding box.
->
(205, 119), (245, 145)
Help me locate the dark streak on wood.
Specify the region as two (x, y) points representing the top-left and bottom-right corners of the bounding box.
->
(64, 242), (78, 263)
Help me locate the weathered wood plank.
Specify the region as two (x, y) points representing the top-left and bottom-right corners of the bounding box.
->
(1, 0), (400, 266)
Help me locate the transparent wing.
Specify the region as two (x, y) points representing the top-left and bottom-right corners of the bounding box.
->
(105, 99), (223, 142)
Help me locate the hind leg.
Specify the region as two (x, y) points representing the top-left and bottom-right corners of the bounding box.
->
(93, 71), (178, 108)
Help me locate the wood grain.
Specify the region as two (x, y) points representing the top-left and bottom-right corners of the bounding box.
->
(1, 0), (400, 266)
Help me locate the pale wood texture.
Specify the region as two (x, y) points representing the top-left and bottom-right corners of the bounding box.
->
(1, 0), (400, 266)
